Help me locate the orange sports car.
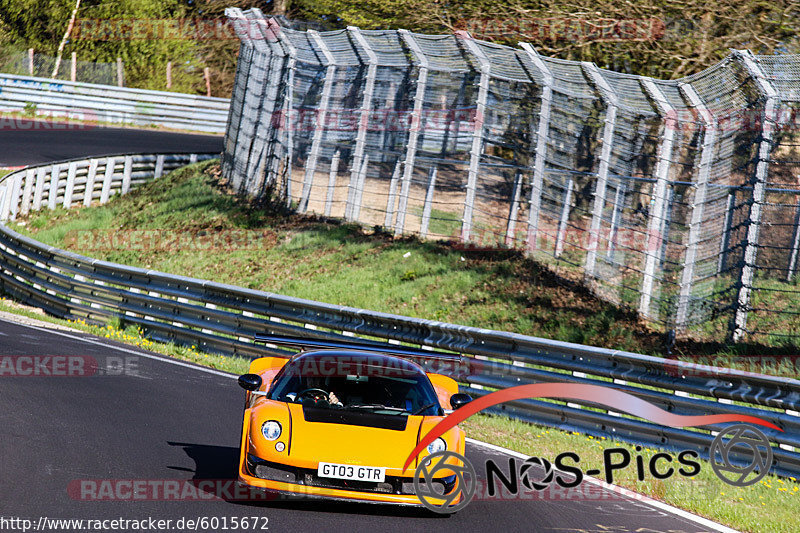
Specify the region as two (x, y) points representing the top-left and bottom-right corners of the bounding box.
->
(236, 335), (472, 506)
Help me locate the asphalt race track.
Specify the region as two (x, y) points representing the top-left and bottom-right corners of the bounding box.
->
(0, 317), (727, 533)
(0, 120), (222, 167)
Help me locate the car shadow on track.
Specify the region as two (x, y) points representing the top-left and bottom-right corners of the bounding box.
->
(167, 442), (447, 519)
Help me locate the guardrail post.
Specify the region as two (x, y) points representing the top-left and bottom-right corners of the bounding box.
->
(676, 81), (718, 331)
(393, 30), (429, 237)
(788, 195), (800, 281)
(384, 160), (402, 228)
(519, 43), (553, 254)
(730, 50), (780, 342)
(154, 155), (165, 179)
(33, 166), (46, 211)
(324, 150), (340, 217)
(83, 159), (98, 207)
(21, 168), (35, 216)
(345, 27), (378, 222)
(63, 161), (77, 208)
(505, 170), (524, 247)
(48, 164), (61, 211)
(456, 32), (490, 243)
(639, 78), (678, 319)
(582, 63), (618, 280)
(100, 158), (116, 204)
(555, 178), (574, 257)
(121, 156), (133, 195)
(298, 30), (336, 213)
(419, 166), (438, 238)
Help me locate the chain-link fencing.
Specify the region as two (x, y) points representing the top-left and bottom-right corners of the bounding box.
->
(222, 8), (800, 345)
(0, 50), (117, 86)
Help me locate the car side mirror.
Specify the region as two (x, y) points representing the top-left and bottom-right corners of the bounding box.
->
(238, 373), (263, 391)
(450, 393), (473, 410)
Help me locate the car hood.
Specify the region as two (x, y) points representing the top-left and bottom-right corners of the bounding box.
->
(286, 403), (424, 471)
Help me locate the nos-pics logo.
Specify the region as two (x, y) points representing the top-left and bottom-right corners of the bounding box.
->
(415, 424), (774, 512)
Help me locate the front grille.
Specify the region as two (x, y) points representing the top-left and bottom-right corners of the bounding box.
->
(247, 454), (440, 495)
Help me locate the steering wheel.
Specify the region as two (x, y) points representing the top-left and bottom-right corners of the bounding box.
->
(297, 388), (331, 405)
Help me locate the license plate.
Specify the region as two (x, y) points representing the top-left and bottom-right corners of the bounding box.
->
(317, 462), (386, 483)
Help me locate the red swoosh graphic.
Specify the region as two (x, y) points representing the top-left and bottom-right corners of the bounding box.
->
(402, 382), (782, 472)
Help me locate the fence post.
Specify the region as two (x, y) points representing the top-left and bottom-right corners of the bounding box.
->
(606, 181), (625, 259)
(325, 150), (340, 217)
(384, 160), (402, 228)
(505, 170), (524, 247)
(519, 43), (553, 254)
(582, 63), (618, 280)
(28, 48), (34, 76)
(718, 192), (735, 274)
(166, 61), (172, 89)
(788, 195), (800, 282)
(204, 67), (211, 97)
(346, 27), (378, 222)
(419, 166), (438, 238)
(222, 8), (257, 190)
(638, 78), (678, 319)
(299, 30), (336, 213)
(675, 81), (718, 331)
(116, 57), (124, 87)
(456, 31), (490, 243)
(244, 11), (287, 197)
(272, 20), (297, 208)
(70, 52), (77, 82)
(394, 29), (429, 237)
(555, 179), (575, 257)
(730, 50), (780, 342)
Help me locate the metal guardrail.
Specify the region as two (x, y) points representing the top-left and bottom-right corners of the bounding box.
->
(0, 154), (798, 478)
(0, 74), (229, 133)
(0, 153), (217, 221)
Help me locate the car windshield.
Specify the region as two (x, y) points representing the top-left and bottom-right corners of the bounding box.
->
(267, 352), (443, 416)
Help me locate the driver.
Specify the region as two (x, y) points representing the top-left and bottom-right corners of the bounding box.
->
(292, 376), (342, 407)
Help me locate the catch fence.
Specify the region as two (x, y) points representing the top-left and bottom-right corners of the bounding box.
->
(222, 8), (800, 344)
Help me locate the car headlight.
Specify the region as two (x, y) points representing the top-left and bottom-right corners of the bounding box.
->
(427, 437), (447, 454)
(261, 420), (282, 441)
